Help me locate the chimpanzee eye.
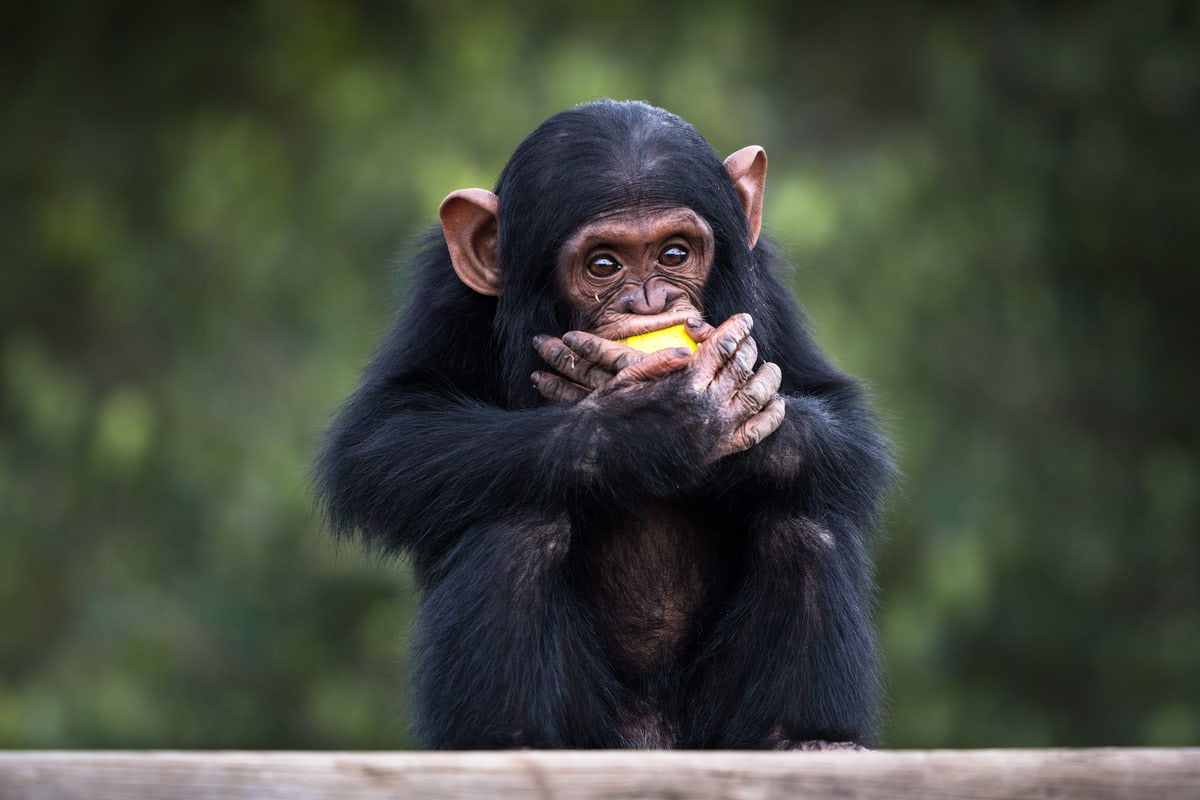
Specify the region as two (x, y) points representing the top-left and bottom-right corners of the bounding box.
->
(659, 246), (689, 267)
(587, 255), (621, 278)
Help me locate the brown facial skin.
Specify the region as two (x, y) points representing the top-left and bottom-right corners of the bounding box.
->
(530, 206), (785, 463)
(556, 207), (714, 341)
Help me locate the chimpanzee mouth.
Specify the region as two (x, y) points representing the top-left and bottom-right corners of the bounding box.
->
(601, 309), (697, 342)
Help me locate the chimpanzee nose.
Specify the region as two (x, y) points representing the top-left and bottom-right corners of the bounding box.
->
(621, 280), (683, 315)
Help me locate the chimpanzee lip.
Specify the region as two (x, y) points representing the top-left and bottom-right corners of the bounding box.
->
(601, 309), (696, 341)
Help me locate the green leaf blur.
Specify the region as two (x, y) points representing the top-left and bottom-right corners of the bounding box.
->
(1, 2), (1196, 748)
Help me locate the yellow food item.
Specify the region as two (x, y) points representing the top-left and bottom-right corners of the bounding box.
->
(618, 324), (697, 354)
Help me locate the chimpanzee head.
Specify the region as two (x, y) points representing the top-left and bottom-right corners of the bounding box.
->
(438, 100), (769, 404)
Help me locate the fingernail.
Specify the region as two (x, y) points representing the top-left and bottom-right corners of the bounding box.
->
(674, 347), (691, 357)
(720, 336), (737, 354)
(686, 317), (702, 328)
(562, 332), (579, 349)
(530, 371), (541, 385)
(532, 334), (547, 349)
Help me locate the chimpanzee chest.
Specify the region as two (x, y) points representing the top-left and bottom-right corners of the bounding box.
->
(575, 501), (720, 674)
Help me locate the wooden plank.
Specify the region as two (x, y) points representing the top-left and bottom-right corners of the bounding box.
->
(0, 749), (1197, 800)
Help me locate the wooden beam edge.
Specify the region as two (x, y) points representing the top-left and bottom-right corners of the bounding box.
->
(1, 749), (1197, 800)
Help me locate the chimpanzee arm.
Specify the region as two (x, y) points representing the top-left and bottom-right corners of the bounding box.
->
(721, 381), (891, 525)
(315, 350), (713, 562)
(714, 259), (894, 525)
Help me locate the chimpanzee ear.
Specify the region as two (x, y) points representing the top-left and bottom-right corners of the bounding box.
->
(439, 188), (501, 296)
(723, 146), (767, 249)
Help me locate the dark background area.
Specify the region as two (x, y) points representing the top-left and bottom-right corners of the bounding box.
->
(2, 2), (1197, 749)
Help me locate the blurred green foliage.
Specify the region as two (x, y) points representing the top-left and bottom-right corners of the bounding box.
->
(1, 1), (1197, 749)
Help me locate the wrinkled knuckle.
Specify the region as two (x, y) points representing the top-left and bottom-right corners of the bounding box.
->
(735, 346), (755, 373)
(545, 341), (568, 367)
(761, 364), (782, 392)
(591, 367), (616, 386)
(576, 337), (599, 359)
(623, 364), (648, 383)
(740, 383), (768, 409)
(744, 336), (759, 360)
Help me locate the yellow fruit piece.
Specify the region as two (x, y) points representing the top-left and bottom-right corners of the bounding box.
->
(618, 324), (698, 354)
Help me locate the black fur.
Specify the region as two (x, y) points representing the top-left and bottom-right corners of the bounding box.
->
(316, 100), (894, 749)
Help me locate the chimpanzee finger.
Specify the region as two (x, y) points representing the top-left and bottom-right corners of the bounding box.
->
(689, 313), (754, 389)
(533, 335), (611, 388)
(611, 346), (692, 387)
(715, 333), (758, 387)
(734, 361), (783, 413)
(561, 331), (646, 387)
(725, 396), (786, 455)
(531, 370), (590, 404)
(683, 316), (717, 345)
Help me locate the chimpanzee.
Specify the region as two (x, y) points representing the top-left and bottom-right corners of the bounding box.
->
(316, 100), (893, 750)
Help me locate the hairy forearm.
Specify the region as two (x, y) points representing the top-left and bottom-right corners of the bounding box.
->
(717, 391), (892, 529)
(315, 384), (713, 556)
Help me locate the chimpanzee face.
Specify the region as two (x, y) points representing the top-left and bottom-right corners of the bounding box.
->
(554, 207), (713, 341)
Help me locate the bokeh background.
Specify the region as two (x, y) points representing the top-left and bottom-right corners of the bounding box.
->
(2, 1), (1197, 749)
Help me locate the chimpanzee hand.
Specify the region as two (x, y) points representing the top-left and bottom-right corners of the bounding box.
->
(531, 316), (723, 400)
(668, 313), (785, 460)
(533, 314), (785, 461)
(531, 331), (650, 403)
